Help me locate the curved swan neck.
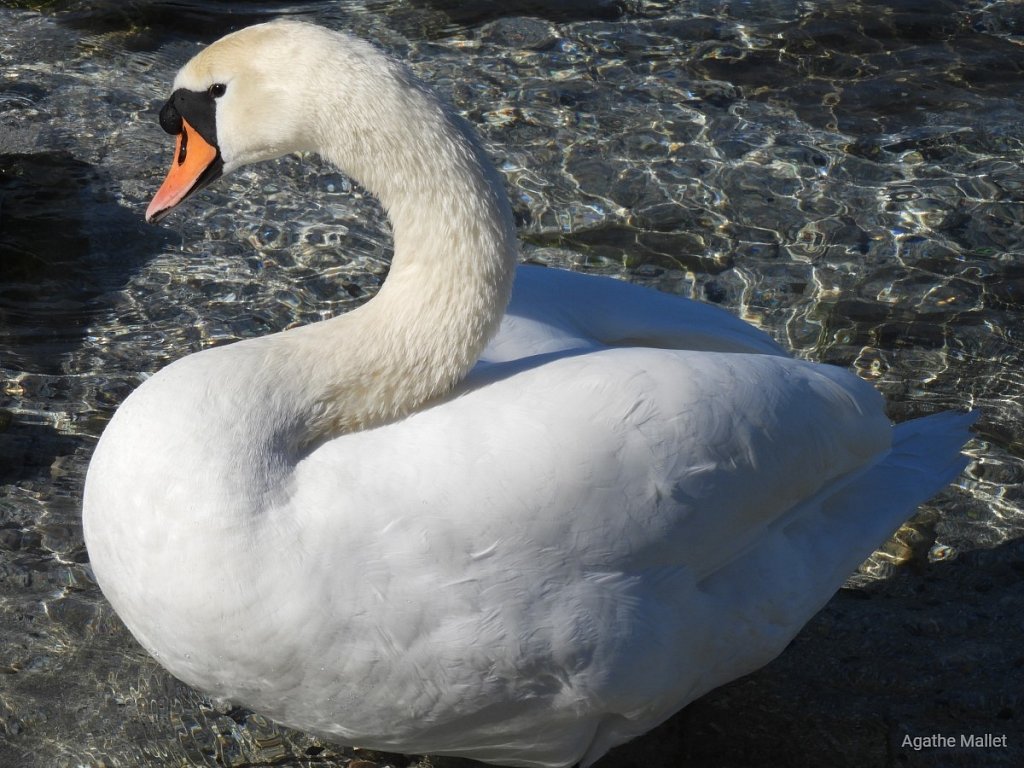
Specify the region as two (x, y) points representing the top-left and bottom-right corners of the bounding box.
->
(292, 33), (519, 436)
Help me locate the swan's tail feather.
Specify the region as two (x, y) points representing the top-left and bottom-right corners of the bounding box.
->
(690, 410), (977, 695)
(824, 409), (977, 568)
(889, 409), (979, 480)
(803, 409), (978, 591)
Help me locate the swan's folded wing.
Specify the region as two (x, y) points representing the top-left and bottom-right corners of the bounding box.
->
(287, 346), (891, 643)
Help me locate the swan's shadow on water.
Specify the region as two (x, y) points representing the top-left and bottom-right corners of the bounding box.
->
(0, 149), (170, 484)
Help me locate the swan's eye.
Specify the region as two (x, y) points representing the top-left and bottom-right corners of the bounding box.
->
(208, 83), (227, 98)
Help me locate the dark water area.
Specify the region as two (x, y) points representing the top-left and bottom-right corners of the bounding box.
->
(1, 1), (1022, 766)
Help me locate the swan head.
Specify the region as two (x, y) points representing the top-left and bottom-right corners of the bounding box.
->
(146, 21), (381, 223)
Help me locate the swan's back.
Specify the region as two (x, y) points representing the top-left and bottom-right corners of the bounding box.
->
(483, 265), (787, 362)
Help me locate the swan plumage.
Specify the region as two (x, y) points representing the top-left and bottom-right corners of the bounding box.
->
(83, 20), (975, 768)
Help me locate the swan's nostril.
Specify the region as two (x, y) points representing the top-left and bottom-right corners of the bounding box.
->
(177, 128), (188, 166)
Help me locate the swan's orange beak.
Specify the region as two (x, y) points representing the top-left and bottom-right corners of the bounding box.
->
(146, 118), (223, 224)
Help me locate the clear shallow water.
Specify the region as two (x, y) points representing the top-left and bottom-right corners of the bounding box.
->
(1, 1), (1022, 766)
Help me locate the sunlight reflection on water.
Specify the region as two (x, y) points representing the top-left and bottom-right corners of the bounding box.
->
(1, 1), (1023, 766)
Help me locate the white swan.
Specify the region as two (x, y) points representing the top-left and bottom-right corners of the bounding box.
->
(83, 20), (975, 768)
